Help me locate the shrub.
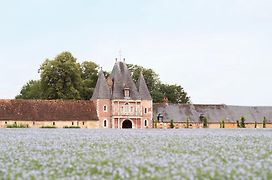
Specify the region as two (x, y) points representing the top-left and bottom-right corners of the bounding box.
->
(185, 118), (189, 128)
(6, 123), (29, 128)
(170, 120), (174, 129)
(240, 116), (246, 128)
(63, 126), (80, 128)
(263, 117), (266, 128)
(154, 120), (158, 128)
(203, 117), (208, 128)
(40, 126), (56, 128)
(236, 120), (240, 128)
(220, 119), (225, 128)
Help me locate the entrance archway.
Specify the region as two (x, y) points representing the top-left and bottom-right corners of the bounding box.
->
(122, 120), (132, 129)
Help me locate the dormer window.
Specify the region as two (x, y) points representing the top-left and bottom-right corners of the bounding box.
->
(124, 87), (130, 98)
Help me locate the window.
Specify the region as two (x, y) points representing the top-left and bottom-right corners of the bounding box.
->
(157, 114), (163, 122)
(72, 122), (74, 126)
(14, 122), (17, 125)
(82, 122), (85, 125)
(103, 120), (107, 127)
(33, 122), (35, 125)
(124, 87), (130, 98)
(5, 122), (7, 124)
(144, 120), (148, 127)
(53, 122), (55, 126)
(103, 105), (107, 112)
(144, 108), (148, 114)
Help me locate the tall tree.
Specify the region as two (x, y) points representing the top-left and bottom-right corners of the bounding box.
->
(16, 53), (191, 103)
(15, 80), (42, 99)
(39, 52), (82, 99)
(80, 61), (99, 100)
(127, 64), (190, 103)
(127, 64), (160, 93)
(159, 84), (191, 104)
(127, 64), (163, 102)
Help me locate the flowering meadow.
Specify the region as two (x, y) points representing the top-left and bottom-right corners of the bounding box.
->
(0, 129), (271, 179)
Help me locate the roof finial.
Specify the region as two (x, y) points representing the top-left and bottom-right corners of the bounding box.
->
(118, 49), (122, 61)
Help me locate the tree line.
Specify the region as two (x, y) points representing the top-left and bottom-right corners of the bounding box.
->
(16, 51), (191, 103)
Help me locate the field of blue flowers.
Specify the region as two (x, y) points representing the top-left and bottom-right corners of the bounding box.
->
(0, 129), (271, 179)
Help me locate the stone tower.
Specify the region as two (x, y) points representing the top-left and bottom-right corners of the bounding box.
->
(91, 61), (153, 128)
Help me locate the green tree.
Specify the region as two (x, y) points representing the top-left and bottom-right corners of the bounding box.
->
(159, 84), (190, 104)
(16, 52), (192, 102)
(127, 64), (162, 101)
(80, 61), (99, 100)
(39, 52), (82, 99)
(16, 80), (42, 99)
(127, 64), (190, 103)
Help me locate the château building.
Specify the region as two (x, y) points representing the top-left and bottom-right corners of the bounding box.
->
(91, 60), (153, 128)
(0, 59), (271, 128)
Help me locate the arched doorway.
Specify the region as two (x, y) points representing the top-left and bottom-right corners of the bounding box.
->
(122, 120), (132, 129)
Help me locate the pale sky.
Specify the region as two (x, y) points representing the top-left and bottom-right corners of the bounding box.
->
(0, 0), (272, 106)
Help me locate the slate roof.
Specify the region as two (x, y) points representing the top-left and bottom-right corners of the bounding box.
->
(91, 61), (152, 100)
(153, 103), (272, 123)
(91, 70), (111, 99)
(138, 72), (152, 100)
(0, 100), (98, 121)
(106, 61), (142, 100)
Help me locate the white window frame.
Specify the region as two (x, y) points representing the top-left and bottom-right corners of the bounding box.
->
(144, 108), (148, 114)
(103, 105), (107, 112)
(103, 119), (108, 128)
(144, 119), (148, 127)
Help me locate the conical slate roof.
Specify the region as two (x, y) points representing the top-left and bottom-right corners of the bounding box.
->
(109, 61), (141, 100)
(109, 62), (124, 99)
(91, 70), (111, 99)
(138, 72), (152, 100)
